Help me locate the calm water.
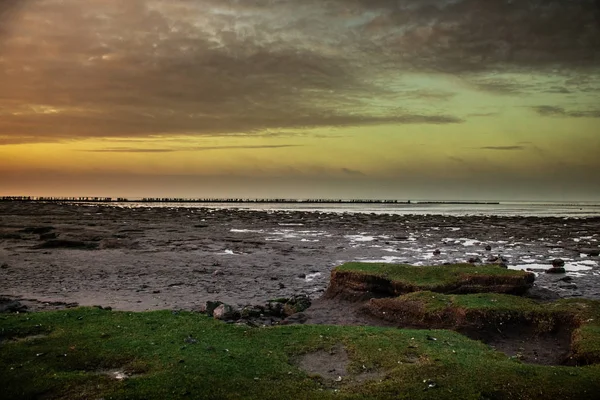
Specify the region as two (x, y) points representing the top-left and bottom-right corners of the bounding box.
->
(112, 201), (600, 218)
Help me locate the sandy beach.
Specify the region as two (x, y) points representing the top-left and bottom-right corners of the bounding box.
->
(1, 202), (599, 317)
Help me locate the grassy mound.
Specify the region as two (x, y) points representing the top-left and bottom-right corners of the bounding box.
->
(365, 292), (600, 366)
(325, 263), (535, 301)
(2, 307), (600, 399)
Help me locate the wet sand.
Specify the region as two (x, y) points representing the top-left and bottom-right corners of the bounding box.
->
(1, 202), (599, 313)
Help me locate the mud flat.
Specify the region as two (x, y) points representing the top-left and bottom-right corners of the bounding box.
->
(0, 201), (599, 312)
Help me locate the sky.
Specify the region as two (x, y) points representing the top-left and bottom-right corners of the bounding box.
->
(0, 0), (599, 201)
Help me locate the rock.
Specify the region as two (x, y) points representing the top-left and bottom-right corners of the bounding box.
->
(559, 276), (573, 282)
(282, 294), (312, 316)
(297, 273), (306, 279)
(0, 263), (8, 269)
(278, 283), (285, 289)
(280, 312), (308, 325)
(467, 257), (482, 264)
(212, 269), (224, 276)
(552, 259), (565, 268)
(213, 304), (239, 320)
(546, 267), (566, 274)
(524, 287), (560, 301)
(433, 249), (441, 256)
(485, 245), (492, 251)
(205, 301), (223, 316)
(0, 297), (27, 313)
(240, 306), (263, 319)
(559, 283), (578, 290)
(266, 301), (284, 317)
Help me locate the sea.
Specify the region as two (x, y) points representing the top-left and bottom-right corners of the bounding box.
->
(112, 201), (600, 218)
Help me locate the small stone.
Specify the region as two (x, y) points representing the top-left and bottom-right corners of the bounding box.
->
(468, 257), (482, 264)
(212, 269), (224, 276)
(184, 336), (197, 344)
(433, 249), (441, 256)
(278, 283), (285, 289)
(213, 303), (239, 320)
(552, 259), (565, 268)
(485, 245), (492, 251)
(205, 301), (223, 316)
(546, 267), (566, 274)
(559, 276), (573, 282)
(297, 273), (306, 279)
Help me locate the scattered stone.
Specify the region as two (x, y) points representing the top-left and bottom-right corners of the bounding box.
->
(467, 257), (482, 264)
(281, 312), (308, 325)
(546, 267), (566, 274)
(212, 269), (224, 276)
(524, 287), (560, 301)
(559, 276), (573, 282)
(559, 283), (578, 290)
(205, 301), (224, 317)
(184, 335), (198, 344)
(552, 259), (565, 268)
(278, 282), (285, 289)
(213, 304), (239, 320)
(0, 297), (27, 313)
(282, 294), (311, 316)
(297, 273), (306, 279)
(485, 245), (492, 251)
(433, 249), (441, 256)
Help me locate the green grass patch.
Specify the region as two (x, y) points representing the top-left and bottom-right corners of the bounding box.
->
(366, 292), (600, 366)
(2, 307), (600, 399)
(327, 263), (534, 299)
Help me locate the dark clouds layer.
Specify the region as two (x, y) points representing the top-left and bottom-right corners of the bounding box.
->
(0, 0), (599, 143)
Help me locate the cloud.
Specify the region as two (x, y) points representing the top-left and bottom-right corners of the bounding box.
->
(341, 168), (364, 176)
(0, 0), (465, 144)
(532, 106), (600, 118)
(479, 146), (526, 151)
(82, 145), (303, 153)
(0, 0), (597, 145)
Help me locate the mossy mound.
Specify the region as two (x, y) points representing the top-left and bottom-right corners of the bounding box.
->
(325, 263), (535, 301)
(364, 292), (600, 366)
(2, 307), (600, 399)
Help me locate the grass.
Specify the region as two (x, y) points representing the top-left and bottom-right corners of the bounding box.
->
(365, 292), (600, 365)
(2, 307), (600, 399)
(327, 263), (534, 298)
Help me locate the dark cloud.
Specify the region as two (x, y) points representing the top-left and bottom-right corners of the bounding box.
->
(0, 0), (466, 142)
(0, 0), (598, 144)
(532, 106), (600, 118)
(353, 0), (600, 72)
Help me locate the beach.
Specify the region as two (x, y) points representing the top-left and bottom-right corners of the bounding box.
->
(1, 201), (599, 318)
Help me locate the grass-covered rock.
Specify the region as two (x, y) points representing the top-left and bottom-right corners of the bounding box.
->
(2, 307), (600, 399)
(325, 263), (535, 301)
(364, 292), (600, 366)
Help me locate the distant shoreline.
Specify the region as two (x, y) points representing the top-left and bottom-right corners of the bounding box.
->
(0, 196), (500, 205)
